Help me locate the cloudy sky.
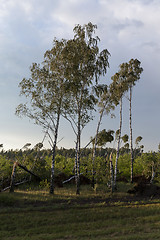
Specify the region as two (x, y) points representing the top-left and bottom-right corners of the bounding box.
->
(0, 0), (160, 151)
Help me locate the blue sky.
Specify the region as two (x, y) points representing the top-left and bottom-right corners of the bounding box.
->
(0, 0), (160, 151)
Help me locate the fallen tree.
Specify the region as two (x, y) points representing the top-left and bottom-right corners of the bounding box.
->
(1, 160), (41, 193)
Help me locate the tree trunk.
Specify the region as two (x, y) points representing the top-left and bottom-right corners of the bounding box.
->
(129, 87), (134, 183)
(74, 138), (79, 194)
(92, 105), (105, 188)
(75, 111), (81, 195)
(50, 112), (61, 194)
(114, 97), (122, 190)
(17, 162), (41, 181)
(109, 153), (114, 193)
(150, 161), (155, 184)
(10, 162), (17, 193)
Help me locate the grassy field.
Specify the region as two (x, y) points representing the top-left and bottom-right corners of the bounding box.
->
(0, 184), (160, 240)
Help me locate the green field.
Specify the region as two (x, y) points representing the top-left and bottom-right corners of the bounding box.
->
(0, 185), (160, 240)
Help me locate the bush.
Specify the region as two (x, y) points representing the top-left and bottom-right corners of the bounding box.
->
(134, 152), (160, 183)
(116, 154), (131, 181)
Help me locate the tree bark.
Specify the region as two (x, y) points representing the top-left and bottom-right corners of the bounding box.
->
(74, 138), (79, 194)
(75, 112), (81, 195)
(10, 162), (17, 193)
(17, 162), (41, 181)
(109, 153), (114, 193)
(50, 112), (61, 194)
(129, 87), (134, 183)
(150, 161), (155, 184)
(114, 97), (122, 190)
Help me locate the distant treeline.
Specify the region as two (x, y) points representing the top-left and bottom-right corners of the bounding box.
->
(0, 146), (143, 160)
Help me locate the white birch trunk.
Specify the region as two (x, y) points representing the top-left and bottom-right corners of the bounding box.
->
(114, 97), (122, 190)
(74, 139), (78, 190)
(150, 161), (155, 184)
(75, 111), (81, 195)
(50, 112), (61, 194)
(10, 161), (17, 193)
(129, 87), (134, 183)
(110, 153), (114, 193)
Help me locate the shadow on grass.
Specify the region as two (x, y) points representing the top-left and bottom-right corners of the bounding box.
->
(0, 183), (160, 210)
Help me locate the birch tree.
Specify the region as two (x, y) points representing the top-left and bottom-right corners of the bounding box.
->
(110, 65), (130, 190)
(16, 39), (71, 194)
(126, 59), (143, 183)
(62, 22), (110, 194)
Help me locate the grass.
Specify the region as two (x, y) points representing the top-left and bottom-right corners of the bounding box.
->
(0, 184), (160, 239)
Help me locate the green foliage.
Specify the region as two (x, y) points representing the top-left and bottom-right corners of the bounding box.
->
(0, 155), (12, 180)
(116, 154), (131, 180)
(44, 155), (52, 178)
(55, 154), (74, 176)
(111, 59), (143, 101)
(96, 129), (114, 147)
(111, 152), (160, 183)
(121, 134), (129, 143)
(135, 136), (143, 151)
(94, 156), (110, 184)
(79, 155), (110, 185)
(135, 136), (143, 145)
(39, 179), (50, 190)
(134, 152), (160, 181)
(62, 22), (110, 135)
(126, 58), (143, 87)
(1, 147), (160, 190)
